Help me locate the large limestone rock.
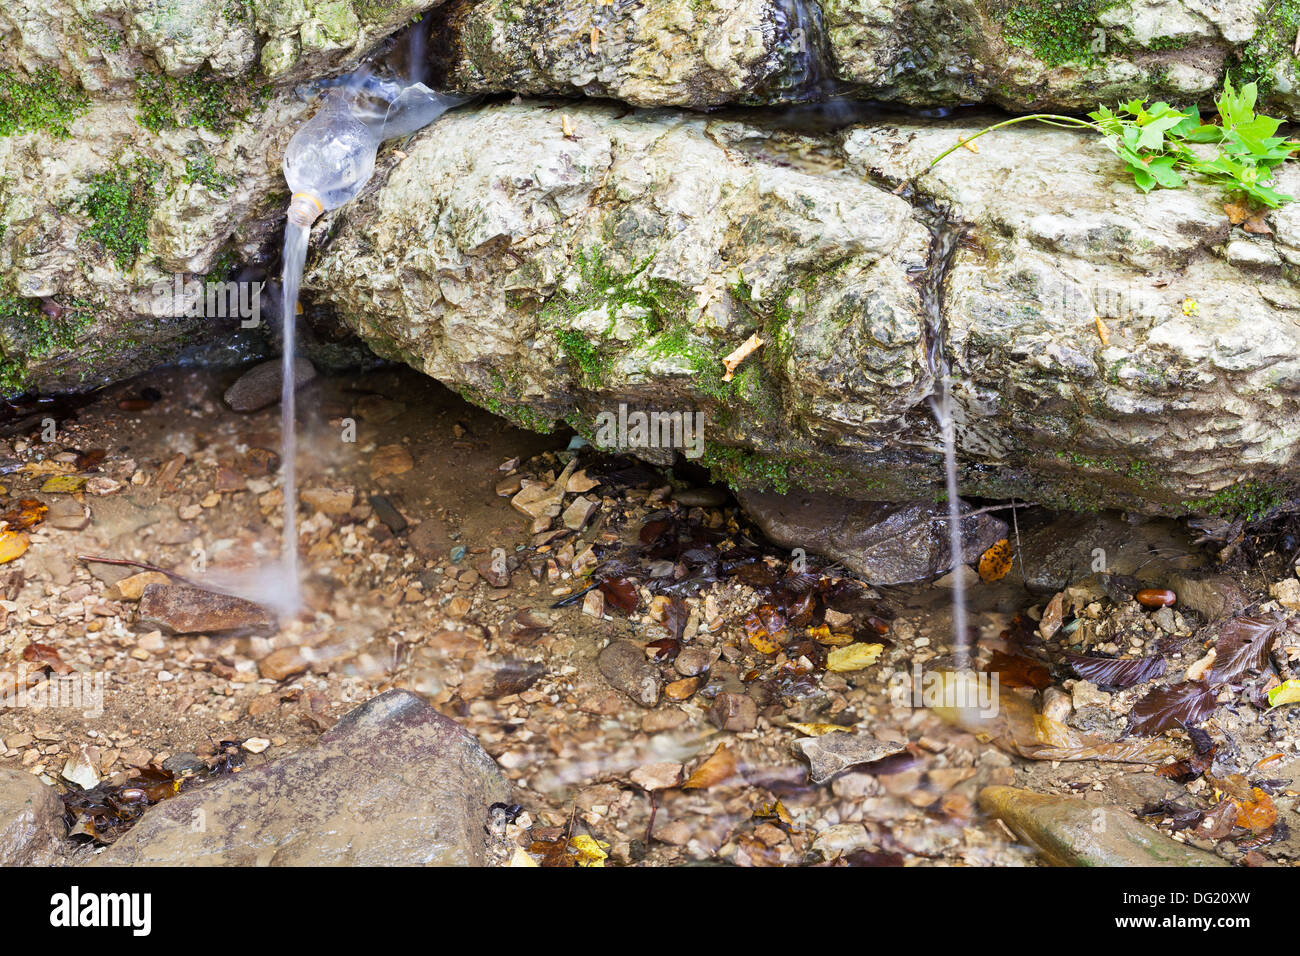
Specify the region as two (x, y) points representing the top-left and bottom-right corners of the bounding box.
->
(310, 100), (1300, 514)
(429, 0), (806, 107)
(95, 690), (509, 866)
(0, 0), (448, 393)
(427, 0), (1300, 118)
(0, 0), (443, 86)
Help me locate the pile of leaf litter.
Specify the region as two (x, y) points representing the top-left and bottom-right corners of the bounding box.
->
(60, 739), (248, 846)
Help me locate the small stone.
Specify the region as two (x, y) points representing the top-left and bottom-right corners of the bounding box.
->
(597, 641), (661, 708)
(224, 358), (316, 412)
(664, 676), (702, 700)
(241, 737), (271, 754)
(674, 646), (712, 677)
(582, 589), (605, 618)
(368, 495), (408, 534)
(352, 394), (406, 424)
(642, 708), (688, 732)
(85, 476), (120, 496)
(370, 444), (414, 479)
(1041, 686), (1072, 723)
(793, 733), (905, 784)
(630, 762), (683, 791)
(978, 786), (1229, 867)
(562, 495), (598, 531)
(46, 498), (89, 530)
(177, 503), (202, 521)
(566, 469), (601, 494)
(1270, 577), (1300, 611)
(114, 571), (171, 601)
(709, 692), (757, 732)
(1071, 679), (1111, 710)
(476, 554), (511, 588)
(301, 487), (355, 515)
(259, 646), (309, 681)
(139, 584), (275, 634)
(672, 486), (727, 507)
(214, 467), (246, 493)
(823, 608), (853, 629)
(61, 748), (100, 790)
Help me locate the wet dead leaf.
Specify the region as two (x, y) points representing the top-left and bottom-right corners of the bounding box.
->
(23, 642), (74, 675)
(826, 642), (883, 672)
(1126, 681), (1216, 736)
(788, 722), (852, 736)
(569, 834), (609, 867)
(1065, 653), (1166, 688)
(1267, 679), (1300, 709)
(978, 539), (1013, 582)
(1233, 787), (1277, 832)
(682, 744), (736, 789)
(0, 499), (46, 531)
(0, 531), (29, 564)
(40, 474), (86, 494)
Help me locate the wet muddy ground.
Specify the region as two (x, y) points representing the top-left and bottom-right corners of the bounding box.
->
(1, 364), (1297, 866)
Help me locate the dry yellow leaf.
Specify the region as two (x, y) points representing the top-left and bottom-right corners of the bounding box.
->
(0, 531), (29, 564)
(978, 538), (1013, 582)
(807, 624), (854, 646)
(1094, 316), (1110, 346)
(826, 642), (884, 672)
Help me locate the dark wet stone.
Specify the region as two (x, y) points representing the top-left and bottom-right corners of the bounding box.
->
(368, 494), (408, 534)
(161, 753), (207, 776)
(94, 690), (509, 866)
(0, 769), (67, 865)
(597, 641), (661, 708)
(738, 491), (1005, 585)
(672, 486), (729, 507)
(710, 692), (757, 732)
(138, 584), (275, 634)
(223, 358), (316, 412)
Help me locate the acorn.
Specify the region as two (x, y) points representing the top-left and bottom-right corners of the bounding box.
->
(1135, 588), (1176, 608)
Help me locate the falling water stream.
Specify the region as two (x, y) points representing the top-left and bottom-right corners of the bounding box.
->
(919, 213), (971, 671)
(278, 223), (309, 616)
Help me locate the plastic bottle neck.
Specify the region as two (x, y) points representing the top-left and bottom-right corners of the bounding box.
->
(287, 192), (324, 227)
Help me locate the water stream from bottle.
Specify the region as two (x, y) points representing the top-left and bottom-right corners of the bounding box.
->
(278, 222), (310, 616)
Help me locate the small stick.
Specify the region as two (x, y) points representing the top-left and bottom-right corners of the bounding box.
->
(645, 788), (658, 847)
(76, 554), (199, 587)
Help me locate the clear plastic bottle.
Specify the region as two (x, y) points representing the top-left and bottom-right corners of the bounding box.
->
(282, 91), (378, 227)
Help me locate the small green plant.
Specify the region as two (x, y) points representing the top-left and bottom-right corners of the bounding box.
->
(0, 69), (90, 138)
(930, 79), (1300, 208)
(80, 159), (164, 269)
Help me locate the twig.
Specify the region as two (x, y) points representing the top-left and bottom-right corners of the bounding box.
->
(932, 501), (1037, 520)
(76, 554), (199, 588)
(644, 788), (658, 847)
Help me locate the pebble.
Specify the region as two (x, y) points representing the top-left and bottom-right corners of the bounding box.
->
(709, 692), (757, 732)
(259, 647), (309, 681)
(301, 486), (355, 515)
(45, 499), (89, 530)
(597, 641), (661, 708)
(674, 646), (712, 677)
(630, 762), (683, 791)
(562, 495), (598, 531)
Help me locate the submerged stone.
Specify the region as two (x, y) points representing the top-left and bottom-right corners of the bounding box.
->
(739, 490), (1006, 585)
(223, 358), (317, 412)
(978, 785), (1230, 867)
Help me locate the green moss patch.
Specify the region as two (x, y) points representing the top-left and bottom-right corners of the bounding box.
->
(80, 159), (165, 270)
(1001, 0), (1118, 67)
(0, 69), (90, 139)
(1231, 0), (1300, 94)
(0, 293), (100, 394)
(134, 69), (268, 134)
